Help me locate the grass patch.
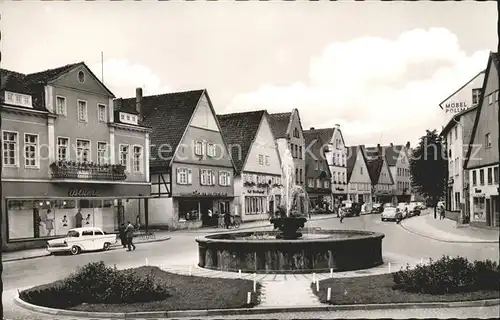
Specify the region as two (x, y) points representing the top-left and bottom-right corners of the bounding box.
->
(312, 273), (500, 305)
(21, 265), (261, 312)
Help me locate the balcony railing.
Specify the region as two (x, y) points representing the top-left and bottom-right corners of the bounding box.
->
(50, 161), (127, 181)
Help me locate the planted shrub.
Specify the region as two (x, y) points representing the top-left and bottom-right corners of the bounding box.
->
(393, 256), (500, 295)
(20, 261), (169, 308)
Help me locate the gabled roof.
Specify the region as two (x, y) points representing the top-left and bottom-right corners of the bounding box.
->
(114, 97), (140, 115)
(268, 112), (292, 139)
(464, 52), (499, 169)
(1, 62), (115, 111)
(217, 110), (266, 174)
(438, 70), (486, 110)
(303, 131), (331, 179)
(361, 146), (394, 185)
(346, 146), (368, 182)
(381, 145), (405, 167)
(304, 128), (334, 145)
(121, 89), (205, 168)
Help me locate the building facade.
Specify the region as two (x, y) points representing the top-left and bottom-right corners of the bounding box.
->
(303, 131), (332, 212)
(305, 125), (348, 208)
(346, 146), (372, 204)
(383, 143), (412, 204)
(364, 146), (395, 204)
(218, 111), (282, 222)
(464, 52), (499, 228)
(268, 109), (307, 214)
(120, 89), (235, 230)
(1, 63), (151, 251)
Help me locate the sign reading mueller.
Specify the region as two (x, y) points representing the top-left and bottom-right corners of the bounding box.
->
(445, 101), (468, 113)
(68, 188), (100, 197)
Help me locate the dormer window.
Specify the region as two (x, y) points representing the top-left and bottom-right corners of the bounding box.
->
(4, 91), (33, 108)
(472, 88), (481, 105)
(118, 112), (138, 125)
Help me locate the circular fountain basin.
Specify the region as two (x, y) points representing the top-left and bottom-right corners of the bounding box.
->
(196, 229), (385, 274)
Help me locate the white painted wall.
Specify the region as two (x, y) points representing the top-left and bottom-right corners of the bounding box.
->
(447, 124), (464, 211)
(190, 93), (219, 131)
(244, 115), (282, 175)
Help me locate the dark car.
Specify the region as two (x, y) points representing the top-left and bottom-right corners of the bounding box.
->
(345, 203), (362, 217)
(371, 203), (383, 214)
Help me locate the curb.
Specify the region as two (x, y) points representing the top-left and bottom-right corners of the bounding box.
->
(14, 295), (500, 319)
(2, 236), (172, 263)
(399, 222), (499, 244)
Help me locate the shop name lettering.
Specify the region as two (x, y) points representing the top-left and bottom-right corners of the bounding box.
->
(249, 190), (266, 194)
(189, 191), (228, 196)
(445, 101), (468, 113)
(68, 188), (100, 197)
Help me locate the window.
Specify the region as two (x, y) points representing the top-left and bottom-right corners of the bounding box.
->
(472, 170), (477, 186)
(488, 94), (493, 105)
(293, 128), (300, 138)
(323, 180), (329, 189)
(299, 146), (302, 159)
(295, 168), (299, 184)
(77, 100), (88, 122)
(341, 172), (345, 183)
(265, 155), (269, 166)
(77, 70), (86, 83)
(299, 168), (303, 184)
(487, 167), (493, 185)
(200, 169), (215, 186)
(206, 143), (216, 157)
(133, 145), (143, 173)
(194, 141), (204, 156)
(176, 168), (192, 185)
(219, 171), (231, 186)
(77, 140), (90, 163)
(360, 166), (363, 174)
(472, 88), (482, 105)
(258, 154), (264, 166)
(57, 137), (69, 161)
(98, 104), (107, 122)
(95, 142), (107, 165)
(24, 134), (38, 168)
(56, 96), (66, 116)
(455, 157), (459, 176)
(316, 179), (321, 188)
(295, 145), (298, 158)
(494, 166), (499, 184)
(479, 169), (485, 185)
(454, 126), (458, 140)
(450, 160), (454, 176)
(308, 178), (314, 187)
(2, 131), (18, 166)
(485, 133), (491, 148)
(119, 144), (129, 170)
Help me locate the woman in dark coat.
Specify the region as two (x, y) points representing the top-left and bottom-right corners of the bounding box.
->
(118, 223), (127, 248)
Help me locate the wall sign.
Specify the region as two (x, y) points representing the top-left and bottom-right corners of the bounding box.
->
(68, 188), (99, 197)
(248, 189), (266, 194)
(183, 190), (229, 197)
(444, 101), (468, 114)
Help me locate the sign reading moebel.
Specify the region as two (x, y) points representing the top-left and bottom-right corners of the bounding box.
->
(440, 71), (485, 117)
(444, 101), (469, 114)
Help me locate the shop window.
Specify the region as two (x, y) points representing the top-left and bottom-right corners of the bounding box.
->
(178, 200), (200, 221)
(245, 196), (266, 215)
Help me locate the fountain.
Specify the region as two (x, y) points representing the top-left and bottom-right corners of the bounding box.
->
(196, 147), (385, 274)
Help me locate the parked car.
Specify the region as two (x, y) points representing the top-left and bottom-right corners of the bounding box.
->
(415, 201), (426, 210)
(346, 202), (362, 217)
(408, 202), (421, 216)
(397, 202), (410, 218)
(381, 206), (402, 222)
(371, 203), (383, 214)
(47, 227), (117, 255)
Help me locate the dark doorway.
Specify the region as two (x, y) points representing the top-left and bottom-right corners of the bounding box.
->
(486, 198), (491, 226)
(201, 199), (215, 226)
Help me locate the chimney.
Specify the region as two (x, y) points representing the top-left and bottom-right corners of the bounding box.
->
(310, 127), (315, 130)
(390, 142), (393, 147)
(136, 87), (143, 119)
(406, 141), (410, 149)
(334, 124), (340, 130)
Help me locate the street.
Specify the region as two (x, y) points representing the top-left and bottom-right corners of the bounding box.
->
(3, 210), (499, 320)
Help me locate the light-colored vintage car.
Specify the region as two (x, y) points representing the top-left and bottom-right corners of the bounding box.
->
(47, 227), (117, 255)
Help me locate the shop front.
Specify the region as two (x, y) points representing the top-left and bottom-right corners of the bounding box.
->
(332, 184), (348, 209)
(173, 191), (234, 229)
(308, 189), (332, 214)
(2, 181), (151, 251)
(470, 187), (499, 228)
(237, 186), (279, 222)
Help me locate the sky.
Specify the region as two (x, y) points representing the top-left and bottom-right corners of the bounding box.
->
(1, 1), (497, 147)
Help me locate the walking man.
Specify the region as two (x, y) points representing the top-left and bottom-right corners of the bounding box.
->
(118, 223), (127, 248)
(125, 221), (136, 251)
(339, 207), (345, 223)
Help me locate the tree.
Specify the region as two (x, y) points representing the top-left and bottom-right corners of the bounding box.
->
(409, 129), (447, 219)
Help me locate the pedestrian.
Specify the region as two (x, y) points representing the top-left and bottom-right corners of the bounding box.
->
(224, 211), (231, 229)
(118, 223), (127, 248)
(125, 221), (136, 251)
(339, 208), (345, 223)
(439, 206), (445, 220)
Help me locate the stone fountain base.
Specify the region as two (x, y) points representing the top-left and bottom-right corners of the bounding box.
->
(196, 230), (385, 274)
(270, 216), (307, 240)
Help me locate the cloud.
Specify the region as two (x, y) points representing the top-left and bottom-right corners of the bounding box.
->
(89, 58), (171, 98)
(225, 28), (490, 146)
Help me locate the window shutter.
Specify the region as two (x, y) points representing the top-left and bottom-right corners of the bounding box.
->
(187, 169), (192, 184)
(202, 142), (206, 156)
(176, 168), (181, 183)
(200, 169), (204, 185)
(227, 172), (231, 185)
(212, 171), (216, 185)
